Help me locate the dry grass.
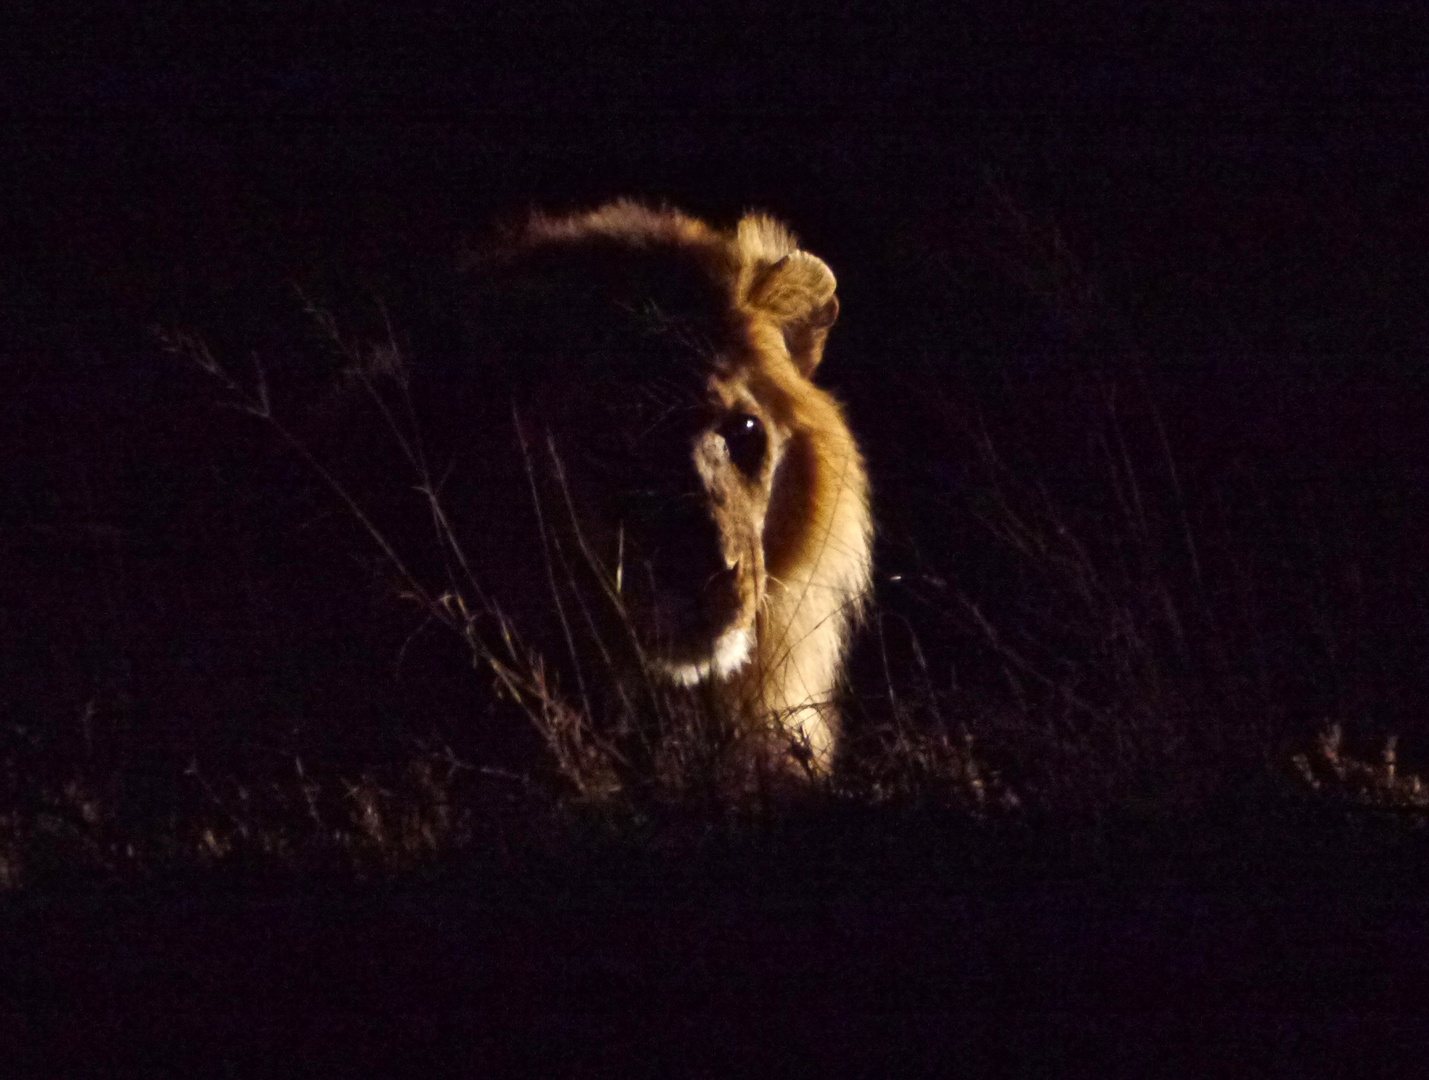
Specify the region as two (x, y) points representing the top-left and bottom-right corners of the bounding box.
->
(157, 307), (852, 819)
(0, 744), (485, 886)
(1291, 722), (1429, 816)
(4, 193), (1419, 889)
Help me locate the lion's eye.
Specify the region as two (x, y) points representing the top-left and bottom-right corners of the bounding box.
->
(720, 414), (767, 476)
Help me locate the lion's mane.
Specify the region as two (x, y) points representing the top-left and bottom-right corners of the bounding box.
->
(465, 201), (873, 775)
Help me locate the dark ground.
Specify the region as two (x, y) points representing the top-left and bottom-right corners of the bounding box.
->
(5, 3), (1429, 1074)
(8, 825), (1429, 1076)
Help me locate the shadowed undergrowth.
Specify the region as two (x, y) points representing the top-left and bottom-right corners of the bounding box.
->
(5, 191), (1427, 891)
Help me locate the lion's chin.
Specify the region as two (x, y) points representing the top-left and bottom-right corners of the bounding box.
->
(653, 626), (754, 688)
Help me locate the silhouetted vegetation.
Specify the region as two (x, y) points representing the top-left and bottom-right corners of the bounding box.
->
(6, 145), (1428, 891)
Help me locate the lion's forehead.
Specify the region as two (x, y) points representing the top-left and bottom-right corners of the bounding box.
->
(562, 310), (796, 406)
(711, 353), (803, 426)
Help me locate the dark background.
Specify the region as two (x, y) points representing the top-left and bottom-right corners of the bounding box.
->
(5, 4), (1429, 1073)
(3, 1), (1428, 799)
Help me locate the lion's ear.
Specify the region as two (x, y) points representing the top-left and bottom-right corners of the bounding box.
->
(738, 217), (840, 377)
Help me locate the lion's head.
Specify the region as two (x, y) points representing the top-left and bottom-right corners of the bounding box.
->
(467, 201), (872, 773)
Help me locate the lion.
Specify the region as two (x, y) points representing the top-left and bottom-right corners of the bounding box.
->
(458, 200), (872, 780)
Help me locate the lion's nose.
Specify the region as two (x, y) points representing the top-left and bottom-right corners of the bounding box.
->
(701, 563), (742, 624)
(705, 563), (739, 595)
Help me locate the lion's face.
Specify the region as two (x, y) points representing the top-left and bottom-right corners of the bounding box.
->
(477, 202), (869, 759)
(534, 306), (789, 686)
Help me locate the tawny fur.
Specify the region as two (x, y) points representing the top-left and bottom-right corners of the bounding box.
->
(485, 201), (872, 774)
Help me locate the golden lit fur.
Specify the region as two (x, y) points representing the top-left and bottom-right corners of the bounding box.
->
(478, 201), (872, 775)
